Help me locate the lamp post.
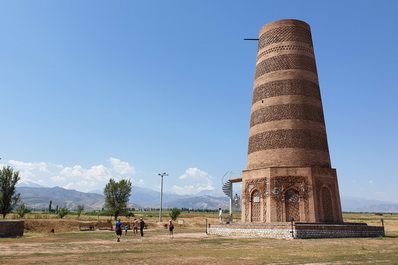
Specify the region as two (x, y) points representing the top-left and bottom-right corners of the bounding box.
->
(381, 218), (385, 237)
(158, 172), (168, 222)
(290, 217), (295, 238)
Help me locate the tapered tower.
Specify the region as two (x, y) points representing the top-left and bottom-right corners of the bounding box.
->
(241, 19), (343, 223)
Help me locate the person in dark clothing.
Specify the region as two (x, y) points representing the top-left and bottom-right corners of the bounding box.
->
(115, 219), (122, 242)
(168, 219), (174, 238)
(139, 218), (145, 236)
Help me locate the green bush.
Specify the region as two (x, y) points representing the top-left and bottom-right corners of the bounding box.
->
(169, 208), (181, 221)
(58, 207), (69, 219)
(15, 203), (31, 218)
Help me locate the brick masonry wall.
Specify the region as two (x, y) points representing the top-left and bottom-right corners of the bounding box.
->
(241, 20), (343, 225)
(0, 220), (25, 237)
(294, 223), (385, 238)
(247, 19), (331, 170)
(208, 223), (384, 239)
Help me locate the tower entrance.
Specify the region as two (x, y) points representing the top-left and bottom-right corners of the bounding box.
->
(284, 189), (300, 222)
(250, 190), (261, 222)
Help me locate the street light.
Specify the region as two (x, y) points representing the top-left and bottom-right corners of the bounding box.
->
(290, 217), (295, 238)
(158, 172), (168, 222)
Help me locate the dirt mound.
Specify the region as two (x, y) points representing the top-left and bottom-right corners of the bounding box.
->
(24, 219), (81, 233)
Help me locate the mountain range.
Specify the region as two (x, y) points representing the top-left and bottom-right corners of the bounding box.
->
(16, 183), (229, 211)
(15, 182), (398, 213)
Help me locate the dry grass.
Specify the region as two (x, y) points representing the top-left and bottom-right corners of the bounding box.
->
(1, 213), (398, 264)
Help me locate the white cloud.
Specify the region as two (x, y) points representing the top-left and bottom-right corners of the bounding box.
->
(59, 166), (85, 178)
(86, 165), (111, 181)
(51, 175), (65, 182)
(64, 183), (74, 190)
(135, 179), (145, 186)
(173, 167), (215, 195)
(8, 160), (50, 173)
(108, 157), (135, 175)
(4, 158), (137, 192)
(7, 160), (53, 182)
(179, 168), (208, 180)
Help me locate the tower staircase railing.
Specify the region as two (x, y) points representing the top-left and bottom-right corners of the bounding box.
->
(221, 171), (242, 217)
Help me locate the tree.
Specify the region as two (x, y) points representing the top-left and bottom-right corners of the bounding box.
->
(103, 178), (132, 220)
(76, 204), (84, 219)
(15, 203), (31, 218)
(48, 200), (52, 212)
(58, 207), (69, 218)
(0, 166), (21, 219)
(169, 208), (181, 220)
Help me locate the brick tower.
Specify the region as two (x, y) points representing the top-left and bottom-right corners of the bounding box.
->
(241, 19), (343, 223)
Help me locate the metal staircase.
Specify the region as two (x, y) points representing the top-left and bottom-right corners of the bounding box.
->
(221, 171), (233, 214)
(222, 180), (232, 199)
(221, 170), (243, 216)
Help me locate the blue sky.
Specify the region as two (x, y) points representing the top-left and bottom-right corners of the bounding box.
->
(1, 1), (397, 202)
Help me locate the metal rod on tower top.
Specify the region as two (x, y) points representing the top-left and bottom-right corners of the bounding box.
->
(243, 39), (259, 41)
(158, 172), (168, 222)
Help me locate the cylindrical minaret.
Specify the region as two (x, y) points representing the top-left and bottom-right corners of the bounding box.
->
(247, 19), (331, 170)
(241, 19), (343, 224)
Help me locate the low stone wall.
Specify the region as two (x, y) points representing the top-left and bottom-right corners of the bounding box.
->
(208, 223), (384, 239)
(208, 223), (294, 239)
(0, 220), (25, 237)
(295, 223), (385, 239)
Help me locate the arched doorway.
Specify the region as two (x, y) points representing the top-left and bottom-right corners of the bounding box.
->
(251, 190), (261, 222)
(285, 189), (300, 222)
(321, 187), (334, 222)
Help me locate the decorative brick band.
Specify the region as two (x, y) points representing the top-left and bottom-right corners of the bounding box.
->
(249, 119), (326, 137)
(254, 70), (319, 88)
(248, 129), (329, 154)
(257, 44), (314, 60)
(255, 54), (317, 79)
(250, 104), (325, 127)
(259, 26), (313, 49)
(247, 149), (331, 169)
(252, 79), (321, 104)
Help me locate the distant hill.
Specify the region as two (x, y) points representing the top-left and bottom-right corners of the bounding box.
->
(16, 186), (397, 213)
(164, 195), (228, 209)
(17, 186), (105, 211)
(352, 204), (398, 213)
(340, 196), (398, 213)
(16, 186), (229, 211)
(17, 181), (46, 188)
(130, 186), (194, 207)
(88, 186), (193, 207)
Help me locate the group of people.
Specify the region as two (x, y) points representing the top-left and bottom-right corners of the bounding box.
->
(115, 218), (174, 242)
(115, 218), (145, 242)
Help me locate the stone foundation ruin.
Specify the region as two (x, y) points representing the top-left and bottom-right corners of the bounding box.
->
(0, 220), (25, 238)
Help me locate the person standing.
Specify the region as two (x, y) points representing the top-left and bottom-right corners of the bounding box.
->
(133, 218), (139, 235)
(124, 223), (129, 235)
(234, 193), (240, 208)
(168, 219), (174, 238)
(115, 219), (122, 242)
(219, 208), (223, 224)
(139, 218), (145, 237)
